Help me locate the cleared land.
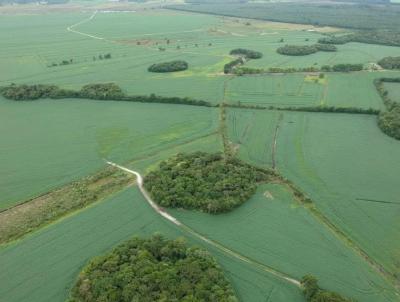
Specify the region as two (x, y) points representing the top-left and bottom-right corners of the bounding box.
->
(0, 98), (218, 209)
(169, 183), (399, 302)
(0, 187), (303, 302)
(277, 112), (400, 278)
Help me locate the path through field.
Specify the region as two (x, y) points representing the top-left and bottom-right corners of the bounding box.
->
(106, 160), (301, 287)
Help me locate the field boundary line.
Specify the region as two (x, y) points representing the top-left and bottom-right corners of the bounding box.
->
(271, 113), (283, 170)
(106, 161), (301, 287)
(67, 11), (109, 41)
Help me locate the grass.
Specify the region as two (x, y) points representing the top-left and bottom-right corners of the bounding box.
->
(227, 108), (281, 168)
(384, 82), (400, 103)
(0, 187), (303, 302)
(169, 183), (399, 302)
(276, 111), (400, 279)
(0, 98), (218, 209)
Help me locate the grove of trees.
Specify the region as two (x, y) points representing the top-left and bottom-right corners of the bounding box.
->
(230, 48), (263, 59)
(68, 235), (239, 302)
(377, 56), (400, 70)
(277, 44), (337, 56)
(148, 60), (189, 72)
(319, 31), (400, 47)
(144, 152), (274, 213)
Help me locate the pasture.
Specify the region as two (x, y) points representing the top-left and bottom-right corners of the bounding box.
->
(0, 187), (303, 302)
(0, 98), (218, 209)
(276, 112), (400, 277)
(384, 82), (400, 103)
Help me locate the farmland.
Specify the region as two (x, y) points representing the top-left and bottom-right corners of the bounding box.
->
(1, 2), (400, 302)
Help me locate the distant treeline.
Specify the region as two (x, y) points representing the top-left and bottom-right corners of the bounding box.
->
(0, 0), (68, 4)
(148, 60), (188, 73)
(224, 48), (262, 74)
(277, 44), (337, 56)
(0, 83), (213, 107)
(232, 63), (363, 75)
(301, 275), (356, 302)
(49, 53), (111, 68)
(377, 56), (400, 70)
(318, 31), (400, 47)
(374, 77), (400, 140)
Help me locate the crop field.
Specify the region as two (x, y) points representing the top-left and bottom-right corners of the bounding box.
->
(225, 72), (387, 109)
(169, 183), (399, 302)
(0, 187), (303, 302)
(0, 98), (218, 209)
(276, 112), (400, 277)
(227, 108), (281, 168)
(384, 82), (400, 103)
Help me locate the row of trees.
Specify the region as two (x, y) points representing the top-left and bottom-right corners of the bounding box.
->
(301, 275), (356, 302)
(49, 53), (111, 68)
(277, 44), (337, 56)
(377, 56), (400, 70)
(68, 235), (239, 302)
(319, 31), (400, 47)
(148, 60), (188, 73)
(0, 83), (213, 107)
(375, 78), (400, 140)
(144, 152), (274, 214)
(231, 63), (364, 76)
(275, 105), (380, 115)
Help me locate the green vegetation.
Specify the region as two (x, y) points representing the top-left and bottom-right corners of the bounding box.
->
(144, 152), (274, 213)
(0, 167), (133, 244)
(301, 275), (355, 302)
(148, 60), (189, 73)
(230, 48), (263, 59)
(276, 106), (379, 115)
(277, 44), (337, 56)
(0, 83), (213, 107)
(319, 31), (400, 47)
(0, 98), (218, 209)
(168, 3), (400, 30)
(322, 64), (364, 72)
(224, 58), (244, 74)
(68, 235), (238, 302)
(378, 56), (400, 70)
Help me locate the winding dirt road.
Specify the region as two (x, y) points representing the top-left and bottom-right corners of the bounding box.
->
(106, 160), (301, 287)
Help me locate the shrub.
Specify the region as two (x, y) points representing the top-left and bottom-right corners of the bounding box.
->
(68, 235), (239, 302)
(148, 60), (188, 72)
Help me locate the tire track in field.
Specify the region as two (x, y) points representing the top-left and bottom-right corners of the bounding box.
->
(106, 161), (301, 288)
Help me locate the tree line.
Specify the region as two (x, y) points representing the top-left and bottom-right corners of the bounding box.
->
(68, 234), (239, 302)
(318, 31), (400, 47)
(301, 275), (356, 302)
(377, 56), (400, 70)
(277, 44), (337, 56)
(144, 152), (275, 214)
(374, 77), (400, 140)
(0, 83), (213, 107)
(148, 60), (189, 73)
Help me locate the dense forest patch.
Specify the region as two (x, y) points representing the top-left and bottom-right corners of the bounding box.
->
(148, 60), (189, 73)
(318, 31), (400, 47)
(230, 48), (263, 59)
(0, 83), (212, 107)
(277, 44), (337, 56)
(301, 275), (356, 302)
(378, 56), (400, 70)
(144, 152), (274, 213)
(68, 235), (238, 302)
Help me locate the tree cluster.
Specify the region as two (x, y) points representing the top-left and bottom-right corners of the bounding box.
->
(377, 56), (400, 70)
(301, 275), (356, 302)
(144, 152), (274, 214)
(230, 48), (263, 59)
(0, 83), (214, 107)
(224, 57), (244, 74)
(322, 64), (363, 72)
(148, 60), (188, 73)
(68, 235), (239, 302)
(277, 44), (337, 56)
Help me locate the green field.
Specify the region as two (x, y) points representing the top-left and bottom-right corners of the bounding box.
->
(227, 108), (281, 168)
(385, 82), (400, 103)
(225, 72), (390, 109)
(169, 183), (399, 302)
(277, 112), (400, 277)
(0, 187), (303, 302)
(0, 98), (218, 209)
